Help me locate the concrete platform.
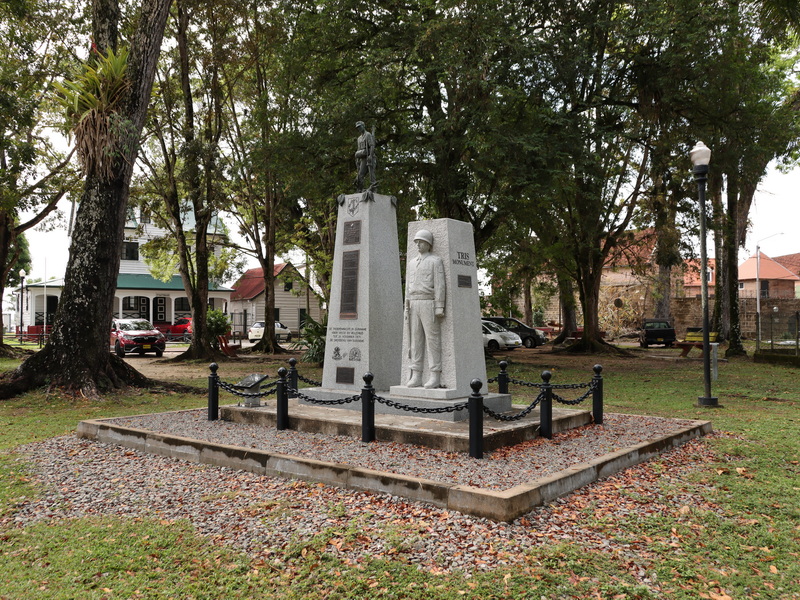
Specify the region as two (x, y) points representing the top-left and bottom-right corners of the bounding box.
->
(300, 388), (512, 422)
(223, 399), (570, 451)
(76, 402), (712, 522)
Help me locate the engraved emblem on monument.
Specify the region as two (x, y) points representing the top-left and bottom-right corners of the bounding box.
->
(348, 347), (361, 361)
(332, 347), (343, 360)
(347, 195), (360, 216)
(343, 220), (362, 245)
(339, 250), (359, 318)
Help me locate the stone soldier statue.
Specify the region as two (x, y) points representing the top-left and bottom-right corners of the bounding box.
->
(405, 229), (446, 388)
(354, 120), (376, 192)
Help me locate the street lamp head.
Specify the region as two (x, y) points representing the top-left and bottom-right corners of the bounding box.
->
(19, 268), (26, 279)
(690, 141), (711, 167)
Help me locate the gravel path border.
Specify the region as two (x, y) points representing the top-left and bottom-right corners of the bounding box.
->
(103, 410), (699, 490)
(6, 412), (721, 581)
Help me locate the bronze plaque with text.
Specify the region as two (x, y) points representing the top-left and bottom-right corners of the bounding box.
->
(336, 367), (355, 385)
(343, 221), (362, 245)
(340, 250), (359, 318)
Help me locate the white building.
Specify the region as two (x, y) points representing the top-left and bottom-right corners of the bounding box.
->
(18, 209), (232, 335)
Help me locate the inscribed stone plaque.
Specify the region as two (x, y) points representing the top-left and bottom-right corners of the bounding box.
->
(340, 250), (359, 318)
(336, 367), (355, 385)
(457, 275), (472, 288)
(343, 220), (362, 245)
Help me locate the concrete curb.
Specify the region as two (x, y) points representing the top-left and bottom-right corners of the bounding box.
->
(76, 416), (711, 522)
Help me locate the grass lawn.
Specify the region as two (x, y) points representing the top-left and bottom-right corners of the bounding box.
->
(1, 348), (798, 599)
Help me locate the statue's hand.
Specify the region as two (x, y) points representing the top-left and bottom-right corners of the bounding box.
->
(435, 308), (444, 318)
(355, 150), (367, 159)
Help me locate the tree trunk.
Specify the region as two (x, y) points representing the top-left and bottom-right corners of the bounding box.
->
(4, 178), (150, 396)
(0, 0), (173, 399)
(551, 270), (577, 345)
(653, 264), (672, 321)
(522, 274), (533, 326)
(571, 261), (607, 352)
(724, 173), (746, 356)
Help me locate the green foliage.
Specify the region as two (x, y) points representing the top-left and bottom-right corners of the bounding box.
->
(298, 312), (327, 366)
(4, 233), (32, 288)
(139, 227), (244, 288)
(52, 47), (133, 180)
(0, 517), (262, 599)
(206, 308), (231, 347)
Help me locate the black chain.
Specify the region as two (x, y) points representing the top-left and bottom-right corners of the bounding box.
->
(551, 382), (592, 390)
(290, 386), (360, 406)
(217, 380), (278, 398)
(296, 374), (322, 386)
(374, 395), (467, 414)
(483, 391), (545, 422)
(486, 376), (498, 384)
(507, 377), (546, 389)
(505, 378), (594, 391)
(553, 381), (596, 406)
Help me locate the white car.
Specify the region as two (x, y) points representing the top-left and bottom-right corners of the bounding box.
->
(482, 320), (522, 352)
(248, 321), (292, 343)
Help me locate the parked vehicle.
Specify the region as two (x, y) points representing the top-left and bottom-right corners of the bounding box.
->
(248, 321), (292, 343)
(482, 320), (522, 352)
(639, 319), (676, 348)
(170, 317), (193, 341)
(483, 316), (547, 348)
(110, 318), (166, 357)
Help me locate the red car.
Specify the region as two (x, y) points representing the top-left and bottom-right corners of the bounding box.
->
(110, 318), (166, 357)
(170, 317), (193, 341)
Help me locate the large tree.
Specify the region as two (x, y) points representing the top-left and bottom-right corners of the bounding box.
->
(135, 0), (238, 360)
(0, 0), (82, 355)
(0, 0), (173, 398)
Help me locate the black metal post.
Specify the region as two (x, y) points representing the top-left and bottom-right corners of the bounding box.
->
(592, 364), (604, 425)
(276, 367), (289, 430)
(468, 378), (484, 459)
(207, 362), (219, 421)
(694, 161), (718, 407)
(497, 360), (509, 395)
(287, 358), (299, 399)
(361, 372), (375, 443)
(540, 370), (553, 439)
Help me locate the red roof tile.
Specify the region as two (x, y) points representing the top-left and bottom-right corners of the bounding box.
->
(773, 253), (800, 277)
(738, 252), (800, 282)
(230, 263), (289, 301)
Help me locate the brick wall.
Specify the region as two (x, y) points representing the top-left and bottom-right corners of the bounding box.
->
(672, 296), (800, 339)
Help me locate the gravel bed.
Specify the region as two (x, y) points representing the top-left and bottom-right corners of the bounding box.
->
(103, 410), (697, 490)
(7, 412), (719, 580)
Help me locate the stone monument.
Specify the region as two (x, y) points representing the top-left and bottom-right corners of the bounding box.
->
(390, 218), (491, 400)
(315, 122), (403, 392)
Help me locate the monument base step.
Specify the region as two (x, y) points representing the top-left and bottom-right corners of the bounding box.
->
(221, 399), (592, 452)
(300, 387), (511, 422)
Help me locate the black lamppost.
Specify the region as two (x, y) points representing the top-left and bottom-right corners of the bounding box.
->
(690, 142), (718, 407)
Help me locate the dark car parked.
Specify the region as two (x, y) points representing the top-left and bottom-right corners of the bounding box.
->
(111, 318), (167, 357)
(639, 319), (676, 348)
(483, 316), (548, 348)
